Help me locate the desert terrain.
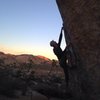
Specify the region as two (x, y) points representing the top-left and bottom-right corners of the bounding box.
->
(0, 52), (70, 100)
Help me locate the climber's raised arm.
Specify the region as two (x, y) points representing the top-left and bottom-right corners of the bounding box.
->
(58, 27), (63, 47)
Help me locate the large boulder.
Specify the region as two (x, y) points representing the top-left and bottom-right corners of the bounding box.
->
(56, 0), (100, 100)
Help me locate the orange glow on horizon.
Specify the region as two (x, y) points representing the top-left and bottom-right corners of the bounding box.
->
(0, 45), (57, 60)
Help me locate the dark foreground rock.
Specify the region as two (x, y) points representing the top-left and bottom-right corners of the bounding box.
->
(56, 0), (100, 100)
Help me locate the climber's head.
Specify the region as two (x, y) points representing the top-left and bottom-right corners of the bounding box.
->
(50, 40), (57, 47)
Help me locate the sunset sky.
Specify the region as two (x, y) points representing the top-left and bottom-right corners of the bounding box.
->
(0, 0), (66, 60)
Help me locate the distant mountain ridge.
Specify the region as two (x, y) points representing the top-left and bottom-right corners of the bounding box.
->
(0, 51), (52, 65)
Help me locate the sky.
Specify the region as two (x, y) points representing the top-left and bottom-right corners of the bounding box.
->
(0, 0), (66, 60)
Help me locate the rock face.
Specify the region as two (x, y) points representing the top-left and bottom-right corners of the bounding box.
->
(56, 0), (100, 100)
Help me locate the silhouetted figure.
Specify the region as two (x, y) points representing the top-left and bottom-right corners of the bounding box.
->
(50, 28), (69, 89)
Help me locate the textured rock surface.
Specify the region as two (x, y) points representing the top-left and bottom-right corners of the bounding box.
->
(56, 0), (100, 100)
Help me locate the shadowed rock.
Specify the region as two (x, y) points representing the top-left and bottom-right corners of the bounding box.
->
(56, 0), (100, 100)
